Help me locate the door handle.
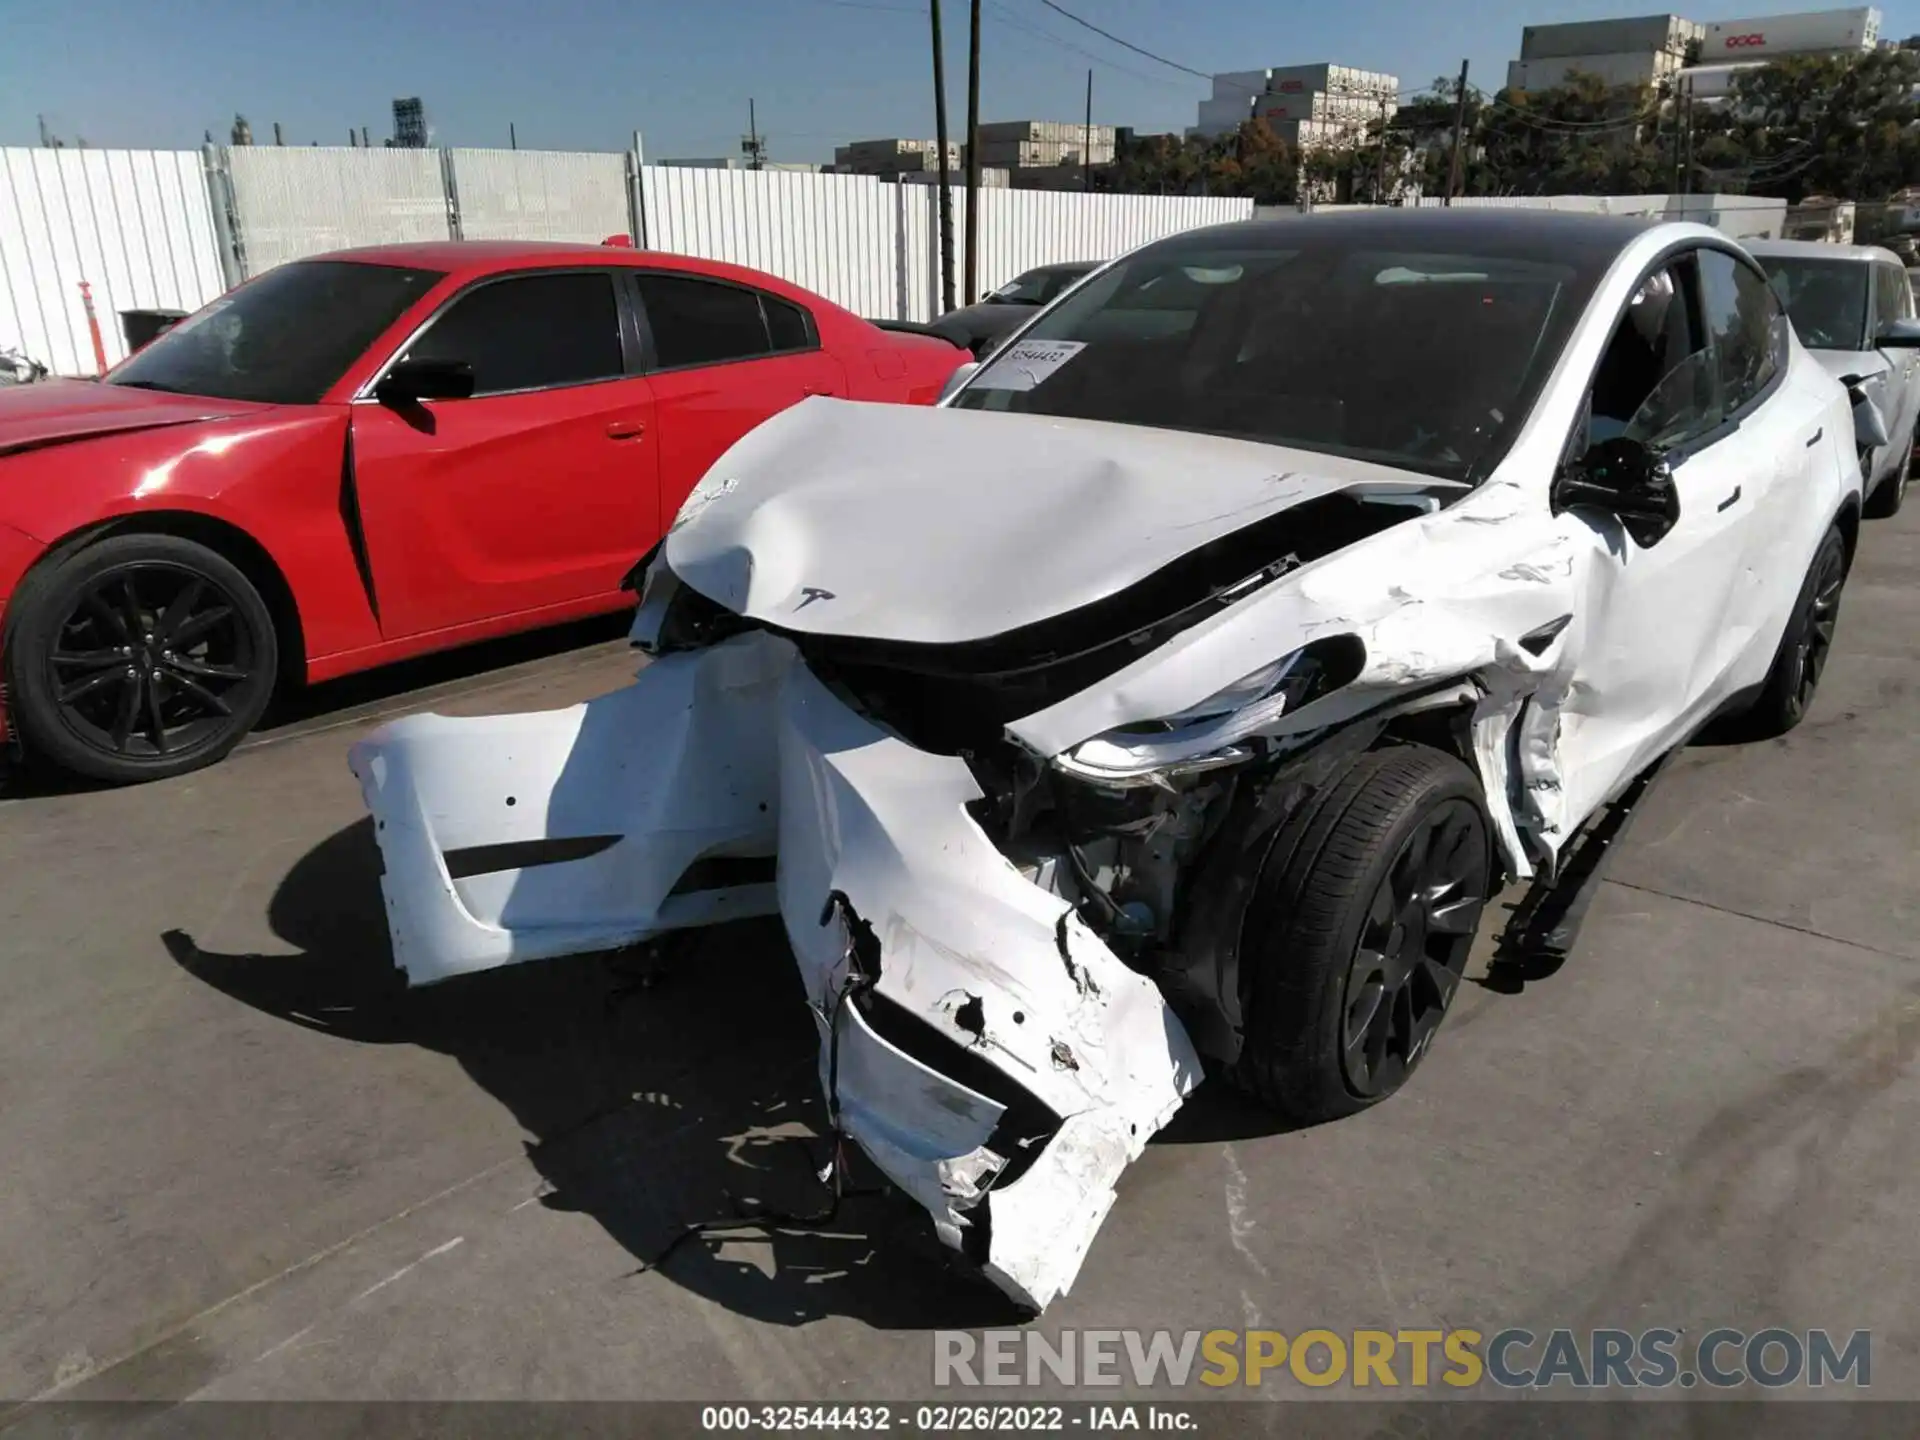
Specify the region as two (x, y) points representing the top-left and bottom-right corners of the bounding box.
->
(1717, 486), (1742, 512)
(1805, 428), (1823, 447)
(606, 419), (646, 439)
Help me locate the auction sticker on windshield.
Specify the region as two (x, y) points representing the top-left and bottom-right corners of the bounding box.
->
(975, 339), (1085, 391)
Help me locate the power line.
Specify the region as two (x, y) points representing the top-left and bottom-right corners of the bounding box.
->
(985, 1), (1184, 90)
(1032, 0), (1213, 81)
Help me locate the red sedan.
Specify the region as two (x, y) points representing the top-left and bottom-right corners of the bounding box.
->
(0, 242), (967, 783)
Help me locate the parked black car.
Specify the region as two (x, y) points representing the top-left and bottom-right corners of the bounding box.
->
(927, 261), (1098, 356)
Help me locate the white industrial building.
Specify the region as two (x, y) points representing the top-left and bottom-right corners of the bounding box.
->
(1191, 64), (1399, 151)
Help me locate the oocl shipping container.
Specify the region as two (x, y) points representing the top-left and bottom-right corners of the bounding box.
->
(1702, 7), (1880, 61)
(1519, 14), (1700, 61)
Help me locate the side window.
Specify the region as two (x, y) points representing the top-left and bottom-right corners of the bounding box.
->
(404, 272), (623, 396)
(764, 294), (815, 353)
(1698, 248), (1782, 415)
(1875, 264), (1908, 334)
(637, 274), (781, 368)
(1586, 258), (1717, 451)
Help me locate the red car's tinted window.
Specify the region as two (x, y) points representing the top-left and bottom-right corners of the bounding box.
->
(401, 271), (625, 395)
(638, 273), (792, 368)
(108, 260), (442, 405)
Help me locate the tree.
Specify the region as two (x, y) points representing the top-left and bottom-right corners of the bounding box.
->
(1693, 48), (1920, 201)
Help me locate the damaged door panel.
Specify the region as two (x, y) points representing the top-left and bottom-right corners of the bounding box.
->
(349, 213), (1864, 1312)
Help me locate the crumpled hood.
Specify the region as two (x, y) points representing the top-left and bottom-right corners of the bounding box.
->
(664, 397), (1455, 645)
(0, 378), (263, 457)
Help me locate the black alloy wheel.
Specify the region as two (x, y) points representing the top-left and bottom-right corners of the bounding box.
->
(1231, 743), (1494, 1124)
(5, 533), (278, 783)
(1339, 797), (1489, 1099)
(1737, 524), (1848, 741)
(1780, 537), (1846, 728)
(48, 561), (260, 757)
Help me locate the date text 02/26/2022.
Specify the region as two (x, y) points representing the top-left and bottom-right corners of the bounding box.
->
(700, 1404), (1196, 1431)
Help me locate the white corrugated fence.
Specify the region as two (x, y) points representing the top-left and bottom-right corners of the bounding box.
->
(0, 147), (226, 376)
(3, 142), (1254, 372)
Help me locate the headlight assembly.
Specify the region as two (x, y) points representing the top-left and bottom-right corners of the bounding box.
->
(1053, 635), (1364, 785)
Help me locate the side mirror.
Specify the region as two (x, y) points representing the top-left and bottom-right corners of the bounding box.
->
(1875, 317), (1920, 348)
(1552, 436), (1682, 548)
(937, 360), (979, 404)
(376, 357), (475, 404)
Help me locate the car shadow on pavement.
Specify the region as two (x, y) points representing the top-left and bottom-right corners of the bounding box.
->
(161, 818), (1027, 1332)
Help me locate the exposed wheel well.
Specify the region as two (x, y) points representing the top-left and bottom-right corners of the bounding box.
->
(34, 514), (306, 691)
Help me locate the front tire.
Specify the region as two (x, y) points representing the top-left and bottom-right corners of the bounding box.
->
(3, 533), (278, 783)
(1231, 744), (1493, 1125)
(1864, 432), (1911, 519)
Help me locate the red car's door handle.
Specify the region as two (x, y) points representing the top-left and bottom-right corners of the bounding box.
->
(606, 419), (647, 439)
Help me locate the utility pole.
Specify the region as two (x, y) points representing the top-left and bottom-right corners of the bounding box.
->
(349, 127), (357, 146)
(1084, 69), (1094, 192)
(1376, 97), (1391, 202)
(1681, 74), (1695, 194)
(273, 121), (284, 146)
(965, 0), (982, 303)
(744, 99), (766, 170)
(510, 122), (517, 151)
(37, 114), (52, 148)
(1446, 58), (1470, 204)
(361, 126), (371, 148)
(930, 0), (956, 313)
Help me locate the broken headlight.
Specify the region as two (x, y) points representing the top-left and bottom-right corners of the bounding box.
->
(1053, 635), (1363, 785)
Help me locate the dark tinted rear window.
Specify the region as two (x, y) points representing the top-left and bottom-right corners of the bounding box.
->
(108, 260), (441, 404)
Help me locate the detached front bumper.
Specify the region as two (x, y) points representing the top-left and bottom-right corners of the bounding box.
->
(351, 633), (1202, 1311)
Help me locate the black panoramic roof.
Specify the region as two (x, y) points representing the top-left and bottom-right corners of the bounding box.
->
(1148, 208), (1664, 263)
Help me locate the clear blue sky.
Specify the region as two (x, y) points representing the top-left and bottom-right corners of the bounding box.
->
(5, 0), (1916, 162)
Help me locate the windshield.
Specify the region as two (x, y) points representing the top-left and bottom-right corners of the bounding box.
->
(1759, 258), (1869, 351)
(950, 235), (1596, 482)
(108, 260), (443, 404)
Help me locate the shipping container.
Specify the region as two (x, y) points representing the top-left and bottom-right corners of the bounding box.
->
(1702, 7), (1880, 60)
(977, 120), (1116, 144)
(1519, 14), (1700, 61)
(1211, 70), (1271, 101)
(1670, 60), (1768, 99)
(1262, 63), (1400, 99)
(1506, 50), (1679, 91)
(1198, 94), (1256, 126)
(1257, 91), (1385, 123)
(1262, 117), (1353, 151)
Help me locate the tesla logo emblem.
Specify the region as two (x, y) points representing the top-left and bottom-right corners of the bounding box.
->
(795, 586), (836, 610)
(1725, 33), (1766, 47)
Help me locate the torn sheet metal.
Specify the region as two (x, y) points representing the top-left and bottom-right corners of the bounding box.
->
(776, 659), (1202, 1310)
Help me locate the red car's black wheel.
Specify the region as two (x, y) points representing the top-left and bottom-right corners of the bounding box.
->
(4, 533), (278, 784)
